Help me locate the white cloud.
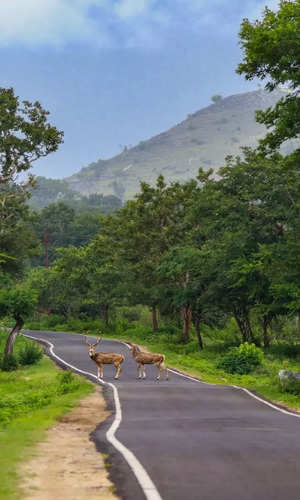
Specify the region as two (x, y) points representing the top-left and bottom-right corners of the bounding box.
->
(0, 0), (282, 49)
(114, 0), (152, 19)
(0, 0), (108, 47)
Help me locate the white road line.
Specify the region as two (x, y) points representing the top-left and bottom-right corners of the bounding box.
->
(119, 339), (300, 418)
(232, 385), (300, 418)
(25, 331), (300, 420)
(24, 334), (162, 500)
(168, 367), (216, 385)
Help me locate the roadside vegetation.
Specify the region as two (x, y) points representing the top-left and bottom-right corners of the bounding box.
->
(25, 308), (300, 410)
(1, 8), (300, 499)
(2, 1), (300, 414)
(0, 331), (93, 500)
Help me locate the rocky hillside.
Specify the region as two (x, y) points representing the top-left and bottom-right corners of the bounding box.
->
(66, 88), (290, 200)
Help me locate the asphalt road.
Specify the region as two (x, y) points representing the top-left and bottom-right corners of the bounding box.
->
(26, 330), (300, 500)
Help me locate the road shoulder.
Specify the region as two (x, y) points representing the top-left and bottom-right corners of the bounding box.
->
(20, 386), (119, 500)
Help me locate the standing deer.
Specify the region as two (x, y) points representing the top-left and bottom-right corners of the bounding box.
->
(85, 336), (124, 380)
(128, 343), (169, 381)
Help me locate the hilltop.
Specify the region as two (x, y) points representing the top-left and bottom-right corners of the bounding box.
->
(39, 88), (293, 204)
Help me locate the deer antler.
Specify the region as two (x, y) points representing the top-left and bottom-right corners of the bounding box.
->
(94, 337), (102, 347)
(85, 335), (91, 346)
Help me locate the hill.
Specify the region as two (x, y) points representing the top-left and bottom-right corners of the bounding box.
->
(29, 177), (122, 212)
(55, 89), (296, 201)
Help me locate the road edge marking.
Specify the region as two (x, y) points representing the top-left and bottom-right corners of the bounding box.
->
(231, 385), (300, 418)
(23, 334), (163, 500)
(25, 331), (300, 419)
(119, 339), (300, 418)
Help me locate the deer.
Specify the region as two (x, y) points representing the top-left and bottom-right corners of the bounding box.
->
(85, 335), (124, 380)
(128, 343), (169, 381)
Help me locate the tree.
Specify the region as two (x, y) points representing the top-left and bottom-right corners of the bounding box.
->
(158, 246), (205, 345)
(0, 287), (37, 356)
(237, 0), (300, 152)
(101, 176), (199, 331)
(0, 87), (63, 356)
(31, 202), (76, 266)
(187, 148), (300, 346)
(211, 94), (223, 104)
(0, 87), (63, 272)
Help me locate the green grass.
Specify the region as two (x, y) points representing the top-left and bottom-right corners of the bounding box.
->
(100, 328), (300, 412)
(25, 315), (300, 410)
(0, 334), (93, 500)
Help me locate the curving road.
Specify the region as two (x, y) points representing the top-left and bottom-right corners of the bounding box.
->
(25, 330), (300, 500)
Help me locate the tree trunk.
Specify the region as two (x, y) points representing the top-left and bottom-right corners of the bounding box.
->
(4, 316), (24, 357)
(152, 305), (159, 332)
(103, 304), (109, 327)
(296, 314), (300, 336)
(193, 316), (204, 349)
(182, 305), (192, 343)
(233, 309), (253, 343)
(262, 315), (271, 348)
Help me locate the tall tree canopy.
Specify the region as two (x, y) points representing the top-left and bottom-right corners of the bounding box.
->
(237, 0), (300, 151)
(0, 87), (63, 356)
(0, 87), (63, 275)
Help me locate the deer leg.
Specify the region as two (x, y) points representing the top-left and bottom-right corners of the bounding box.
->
(114, 362), (122, 379)
(161, 363), (169, 380)
(98, 364), (103, 379)
(137, 363), (142, 379)
(156, 362), (162, 380)
(142, 366), (146, 379)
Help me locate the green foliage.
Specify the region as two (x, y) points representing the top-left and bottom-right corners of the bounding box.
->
(16, 3), (300, 360)
(0, 354), (18, 372)
(217, 343), (263, 374)
(211, 94), (223, 103)
(279, 372), (300, 395)
(0, 333), (90, 426)
(0, 87), (63, 278)
(18, 342), (43, 366)
(0, 288), (37, 320)
(237, 0), (300, 152)
(57, 370), (80, 394)
(29, 178), (121, 212)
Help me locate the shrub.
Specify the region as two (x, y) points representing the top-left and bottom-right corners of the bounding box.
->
(18, 342), (43, 366)
(217, 342), (263, 374)
(58, 370), (74, 385)
(0, 354), (18, 371)
(57, 370), (80, 394)
(279, 370), (300, 394)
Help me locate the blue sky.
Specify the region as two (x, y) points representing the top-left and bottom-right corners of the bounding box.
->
(0, 0), (278, 178)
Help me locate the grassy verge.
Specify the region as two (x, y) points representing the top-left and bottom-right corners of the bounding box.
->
(0, 334), (93, 500)
(24, 316), (300, 411)
(98, 329), (300, 412)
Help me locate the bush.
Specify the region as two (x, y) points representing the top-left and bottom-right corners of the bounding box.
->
(217, 343), (263, 374)
(18, 342), (43, 366)
(57, 370), (80, 394)
(279, 370), (300, 394)
(0, 354), (19, 371)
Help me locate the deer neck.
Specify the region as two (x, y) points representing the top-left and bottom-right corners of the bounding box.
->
(132, 346), (139, 358)
(89, 351), (97, 361)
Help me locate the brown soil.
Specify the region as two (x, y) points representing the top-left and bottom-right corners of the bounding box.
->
(20, 387), (119, 500)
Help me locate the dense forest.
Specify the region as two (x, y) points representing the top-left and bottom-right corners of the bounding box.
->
(1, 1), (300, 394)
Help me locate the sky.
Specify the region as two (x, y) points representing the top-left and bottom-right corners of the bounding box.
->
(0, 0), (279, 179)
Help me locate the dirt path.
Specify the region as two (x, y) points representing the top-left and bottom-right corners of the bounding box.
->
(20, 387), (118, 500)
